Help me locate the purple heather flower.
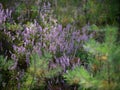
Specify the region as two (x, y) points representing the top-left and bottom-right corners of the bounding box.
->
(0, 7), (5, 24)
(81, 34), (88, 41)
(33, 45), (42, 56)
(57, 24), (62, 32)
(13, 45), (26, 54)
(0, 4), (12, 24)
(5, 9), (12, 18)
(66, 24), (71, 31)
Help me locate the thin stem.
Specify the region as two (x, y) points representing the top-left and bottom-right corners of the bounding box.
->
(29, 55), (36, 90)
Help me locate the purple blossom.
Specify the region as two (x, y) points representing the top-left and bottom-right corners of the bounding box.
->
(13, 45), (26, 54)
(54, 55), (70, 72)
(81, 34), (88, 41)
(44, 23), (90, 56)
(0, 4), (12, 24)
(0, 6), (6, 24)
(33, 45), (42, 56)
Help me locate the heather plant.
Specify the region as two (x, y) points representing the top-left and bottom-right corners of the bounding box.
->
(0, 0), (119, 89)
(0, 1), (52, 70)
(1, 1), (92, 62)
(0, 3), (12, 25)
(46, 24), (91, 57)
(0, 3), (92, 89)
(23, 21), (92, 71)
(0, 9), (93, 89)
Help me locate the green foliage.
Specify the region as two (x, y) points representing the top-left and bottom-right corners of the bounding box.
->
(15, 3), (26, 14)
(88, 24), (99, 31)
(5, 23), (23, 31)
(0, 56), (13, 71)
(84, 25), (118, 55)
(110, 46), (120, 64)
(30, 5), (38, 19)
(104, 25), (118, 45)
(64, 66), (99, 89)
(83, 39), (108, 55)
(23, 53), (62, 89)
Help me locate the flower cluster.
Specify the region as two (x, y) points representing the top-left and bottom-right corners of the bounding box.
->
(55, 54), (70, 72)
(45, 24), (90, 57)
(0, 1), (93, 78)
(0, 3), (12, 24)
